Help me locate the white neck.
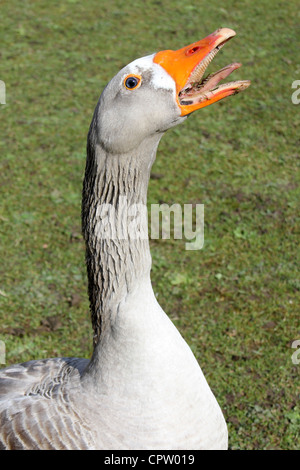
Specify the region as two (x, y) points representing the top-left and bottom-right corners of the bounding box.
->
(80, 119), (227, 450)
(82, 131), (162, 346)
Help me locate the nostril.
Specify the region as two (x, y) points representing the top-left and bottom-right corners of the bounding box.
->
(186, 46), (200, 56)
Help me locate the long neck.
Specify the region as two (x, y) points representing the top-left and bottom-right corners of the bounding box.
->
(82, 131), (162, 347)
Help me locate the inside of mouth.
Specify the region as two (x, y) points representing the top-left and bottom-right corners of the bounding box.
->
(179, 62), (242, 104)
(178, 41), (242, 105)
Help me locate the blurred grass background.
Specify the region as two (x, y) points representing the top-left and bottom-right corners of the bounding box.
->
(0, 0), (299, 449)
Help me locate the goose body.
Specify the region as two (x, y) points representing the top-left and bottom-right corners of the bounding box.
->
(0, 29), (250, 450)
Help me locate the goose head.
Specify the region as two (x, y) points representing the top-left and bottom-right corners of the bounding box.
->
(92, 27), (250, 155)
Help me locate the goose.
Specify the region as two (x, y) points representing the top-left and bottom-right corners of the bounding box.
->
(0, 28), (250, 450)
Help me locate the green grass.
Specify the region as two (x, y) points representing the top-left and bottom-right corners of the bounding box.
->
(0, 0), (299, 450)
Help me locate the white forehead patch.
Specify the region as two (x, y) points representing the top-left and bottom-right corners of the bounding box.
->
(125, 54), (176, 95)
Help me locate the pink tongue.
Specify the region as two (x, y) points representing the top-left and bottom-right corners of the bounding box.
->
(199, 62), (241, 92)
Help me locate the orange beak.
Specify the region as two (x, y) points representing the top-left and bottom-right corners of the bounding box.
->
(154, 28), (250, 116)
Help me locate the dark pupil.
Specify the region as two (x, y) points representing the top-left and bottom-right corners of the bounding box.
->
(126, 77), (138, 89)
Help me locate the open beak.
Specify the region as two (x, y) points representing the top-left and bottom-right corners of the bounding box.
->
(154, 28), (250, 116)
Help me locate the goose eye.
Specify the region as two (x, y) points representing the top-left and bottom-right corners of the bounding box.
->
(124, 75), (141, 90)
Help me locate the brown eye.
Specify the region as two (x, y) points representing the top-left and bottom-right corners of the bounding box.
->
(124, 75), (141, 90)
